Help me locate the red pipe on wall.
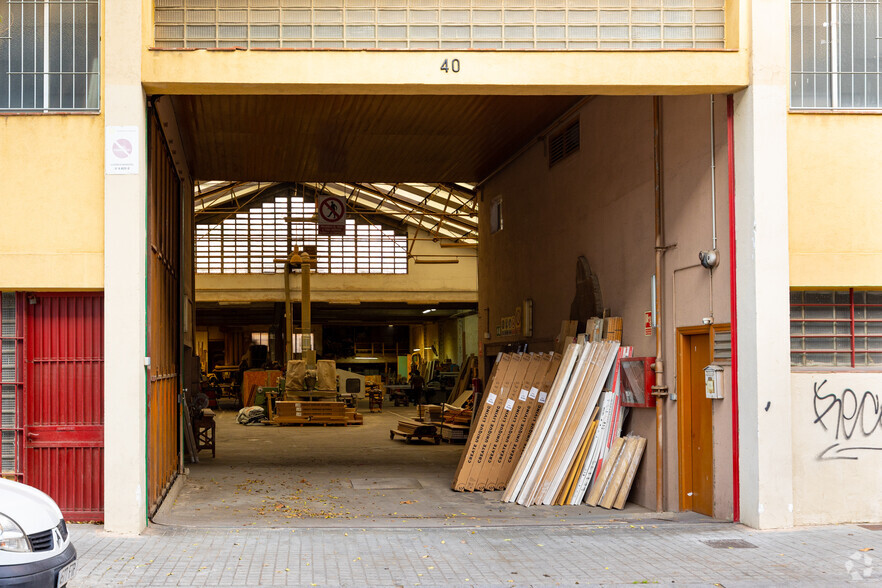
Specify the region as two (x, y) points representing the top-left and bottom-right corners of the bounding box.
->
(726, 94), (740, 523)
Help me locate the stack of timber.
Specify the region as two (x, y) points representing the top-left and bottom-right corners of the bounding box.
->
(555, 345), (631, 505)
(271, 401), (362, 426)
(345, 407), (363, 425)
(441, 424), (470, 443)
(585, 316), (623, 343)
(502, 339), (640, 506)
(390, 419), (441, 444)
(441, 405), (472, 425)
(417, 404), (443, 424)
(439, 405), (472, 443)
(584, 435), (647, 509)
(451, 350), (563, 491)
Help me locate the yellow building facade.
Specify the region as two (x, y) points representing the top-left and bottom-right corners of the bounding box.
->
(0, 0), (879, 533)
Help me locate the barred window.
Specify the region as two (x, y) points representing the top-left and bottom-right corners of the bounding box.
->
(790, 289), (882, 368)
(195, 194), (408, 275)
(791, 0), (882, 109)
(0, 0), (100, 112)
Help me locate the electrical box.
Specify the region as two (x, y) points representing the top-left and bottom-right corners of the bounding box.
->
(620, 357), (656, 408)
(704, 364), (725, 399)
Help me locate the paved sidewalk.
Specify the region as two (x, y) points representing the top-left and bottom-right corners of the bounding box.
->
(68, 519), (880, 586)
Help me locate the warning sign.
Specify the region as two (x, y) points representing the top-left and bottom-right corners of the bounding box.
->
(105, 126), (139, 175)
(317, 195), (346, 236)
(644, 311), (653, 336)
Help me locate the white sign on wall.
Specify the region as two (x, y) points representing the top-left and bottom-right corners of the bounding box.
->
(105, 126), (139, 175)
(317, 194), (347, 236)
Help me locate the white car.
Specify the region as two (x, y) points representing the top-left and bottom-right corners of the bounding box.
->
(0, 478), (76, 587)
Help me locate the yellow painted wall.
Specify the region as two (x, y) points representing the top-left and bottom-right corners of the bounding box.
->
(788, 114), (882, 287)
(0, 115), (105, 289)
(140, 0), (750, 97)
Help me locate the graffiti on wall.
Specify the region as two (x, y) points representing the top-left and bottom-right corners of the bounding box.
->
(813, 379), (882, 460)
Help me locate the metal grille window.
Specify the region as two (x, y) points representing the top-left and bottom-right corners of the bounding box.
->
(791, 0), (881, 109)
(195, 193), (408, 275)
(0, 0), (100, 112)
(154, 0), (725, 50)
(0, 292), (21, 479)
(790, 289), (882, 368)
(548, 119), (580, 167)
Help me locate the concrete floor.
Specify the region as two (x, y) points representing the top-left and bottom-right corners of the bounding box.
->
(154, 401), (705, 529)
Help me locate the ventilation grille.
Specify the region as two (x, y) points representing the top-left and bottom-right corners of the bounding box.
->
(713, 329), (731, 365)
(1, 293), (14, 338)
(27, 529), (54, 552)
(548, 119), (580, 167)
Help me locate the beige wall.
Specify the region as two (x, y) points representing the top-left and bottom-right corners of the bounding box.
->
(788, 114), (882, 287)
(195, 227), (477, 304)
(141, 51), (748, 98)
(0, 115), (104, 289)
(791, 372), (882, 524)
(140, 0), (749, 96)
(479, 94), (733, 516)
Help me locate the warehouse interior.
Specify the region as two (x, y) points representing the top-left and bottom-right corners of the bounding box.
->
(145, 93), (734, 527)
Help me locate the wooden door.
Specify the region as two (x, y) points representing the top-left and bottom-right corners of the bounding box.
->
(147, 109), (182, 515)
(677, 329), (714, 517)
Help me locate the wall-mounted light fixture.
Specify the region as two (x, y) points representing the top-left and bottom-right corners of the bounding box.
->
(523, 298), (533, 337)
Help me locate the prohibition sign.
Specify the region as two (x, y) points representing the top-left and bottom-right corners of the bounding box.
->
(319, 196), (345, 223)
(112, 138), (133, 160)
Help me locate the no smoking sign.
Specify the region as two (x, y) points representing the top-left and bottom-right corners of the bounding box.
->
(317, 195), (347, 236)
(105, 126), (139, 175)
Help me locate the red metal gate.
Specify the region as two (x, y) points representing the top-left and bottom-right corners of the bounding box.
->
(24, 293), (104, 522)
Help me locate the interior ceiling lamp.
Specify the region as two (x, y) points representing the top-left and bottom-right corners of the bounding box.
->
(414, 257), (459, 264)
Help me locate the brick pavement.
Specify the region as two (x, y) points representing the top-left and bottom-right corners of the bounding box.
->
(67, 520), (881, 586)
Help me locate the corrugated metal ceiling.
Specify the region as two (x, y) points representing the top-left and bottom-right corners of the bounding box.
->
(169, 94), (582, 183)
(194, 181), (478, 243)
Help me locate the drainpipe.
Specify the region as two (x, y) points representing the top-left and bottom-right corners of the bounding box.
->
(727, 94), (741, 523)
(652, 97), (670, 513)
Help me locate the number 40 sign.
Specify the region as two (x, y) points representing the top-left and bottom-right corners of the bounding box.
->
(440, 58), (461, 73)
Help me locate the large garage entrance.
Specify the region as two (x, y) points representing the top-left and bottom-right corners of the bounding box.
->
(143, 92), (735, 528)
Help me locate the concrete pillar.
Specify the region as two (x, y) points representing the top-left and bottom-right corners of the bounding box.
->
(103, 3), (148, 533)
(732, 0), (793, 529)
